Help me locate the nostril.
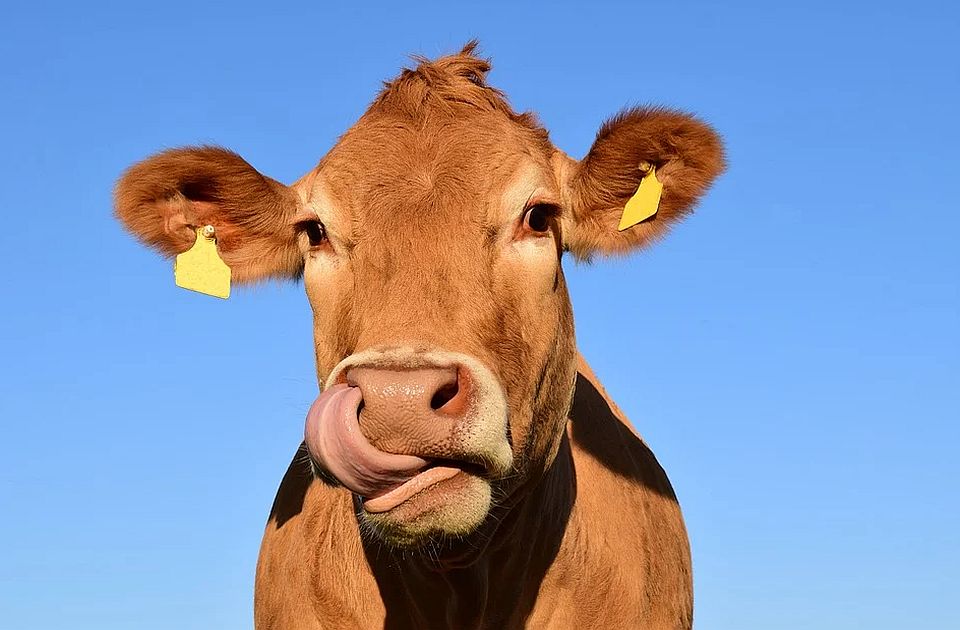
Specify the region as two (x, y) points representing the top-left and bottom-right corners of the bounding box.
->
(430, 380), (460, 410)
(432, 366), (472, 416)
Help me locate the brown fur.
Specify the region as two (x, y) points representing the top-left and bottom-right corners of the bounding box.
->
(565, 107), (726, 259)
(113, 43), (724, 629)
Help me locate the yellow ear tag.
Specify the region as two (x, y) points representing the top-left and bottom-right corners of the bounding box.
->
(174, 225), (231, 299)
(618, 164), (663, 231)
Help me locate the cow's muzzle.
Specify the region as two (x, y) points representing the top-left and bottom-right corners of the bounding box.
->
(304, 349), (513, 517)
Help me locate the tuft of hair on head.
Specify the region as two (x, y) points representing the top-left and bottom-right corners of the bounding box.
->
(370, 40), (545, 139)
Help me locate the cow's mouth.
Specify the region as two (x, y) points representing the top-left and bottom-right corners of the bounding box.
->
(361, 460), (488, 513)
(304, 383), (501, 514)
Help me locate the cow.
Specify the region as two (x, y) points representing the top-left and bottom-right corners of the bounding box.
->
(114, 43), (724, 629)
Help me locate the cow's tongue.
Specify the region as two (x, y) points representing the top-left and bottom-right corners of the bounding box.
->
(304, 383), (427, 499)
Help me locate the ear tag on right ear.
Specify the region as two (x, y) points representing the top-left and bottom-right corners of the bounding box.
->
(618, 164), (663, 231)
(174, 225), (231, 299)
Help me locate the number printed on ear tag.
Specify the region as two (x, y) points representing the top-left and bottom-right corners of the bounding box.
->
(174, 226), (231, 299)
(618, 165), (663, 231)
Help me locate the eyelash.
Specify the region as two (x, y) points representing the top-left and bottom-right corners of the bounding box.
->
(294, 220), (327, 248)
(521, 203), (559, 235)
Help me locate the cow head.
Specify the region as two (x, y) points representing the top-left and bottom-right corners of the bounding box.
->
(115, 44), (724, 549)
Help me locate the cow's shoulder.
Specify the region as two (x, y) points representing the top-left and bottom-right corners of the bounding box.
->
(548, 354), (692, 628)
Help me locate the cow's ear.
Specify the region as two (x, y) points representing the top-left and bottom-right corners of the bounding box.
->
(561, 107), (725, 259)
(114, 146), (304, 284)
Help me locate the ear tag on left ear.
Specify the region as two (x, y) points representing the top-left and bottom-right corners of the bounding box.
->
(618, 164), (663, 231)
(174, 225), (231, 299)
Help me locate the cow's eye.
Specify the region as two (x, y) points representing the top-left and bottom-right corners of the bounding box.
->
(522, 204), (554, 234)
(296, 220), (327, 248)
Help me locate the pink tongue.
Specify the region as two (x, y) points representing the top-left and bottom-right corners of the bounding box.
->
(303, 383), (427, 498)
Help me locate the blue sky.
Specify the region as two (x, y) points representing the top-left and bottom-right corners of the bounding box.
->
(1, 1), (957, 628)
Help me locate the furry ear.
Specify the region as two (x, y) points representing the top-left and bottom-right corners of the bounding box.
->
(114, 146), (303, 283)
(563, 107), (725, 258)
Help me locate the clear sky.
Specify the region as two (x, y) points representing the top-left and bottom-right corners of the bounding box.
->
(1, 1), (957, 629)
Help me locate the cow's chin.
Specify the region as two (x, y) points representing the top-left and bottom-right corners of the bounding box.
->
(358, 470), (492, 546)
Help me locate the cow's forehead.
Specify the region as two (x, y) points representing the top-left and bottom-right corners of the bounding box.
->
(296, 50), (558, 246)
(305, 112), (556, 239)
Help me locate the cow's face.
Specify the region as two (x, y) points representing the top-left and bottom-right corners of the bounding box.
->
(115, 47), (723, 548)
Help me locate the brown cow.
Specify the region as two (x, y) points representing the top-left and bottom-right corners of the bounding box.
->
(114, 43), (724, 629)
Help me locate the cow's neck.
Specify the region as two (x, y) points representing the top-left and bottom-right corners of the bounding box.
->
(362, 433), (576, 628)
